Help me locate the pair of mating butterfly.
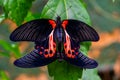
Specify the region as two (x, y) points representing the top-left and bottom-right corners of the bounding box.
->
(10, 16), (99, 69)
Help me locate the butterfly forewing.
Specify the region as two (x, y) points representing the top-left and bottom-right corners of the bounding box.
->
(10, 19), (55, 42)
(62, 20), (99, 42)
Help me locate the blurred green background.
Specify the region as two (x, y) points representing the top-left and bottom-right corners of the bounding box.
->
(0, 0), (120, 80)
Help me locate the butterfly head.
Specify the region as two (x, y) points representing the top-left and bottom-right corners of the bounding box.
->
(56, 16), (61, 24)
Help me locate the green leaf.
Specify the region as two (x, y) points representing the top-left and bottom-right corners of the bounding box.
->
(41, 0), (92, 80)
(80, 42), (91, 55)
(41, 0), (91, 24)
(82, 69), (101, 80)
(48, 61), (83, 80)
(3, 0), (35, 25)
(24, 12), (35, 22)
(0, 0), (4, 6)
(0, 14), (5, 23)
(112, 0), (115, 2)
(0, 51), (10, 57)
(0, 70), (10, 80)
(0, 40), (21, 58)
(24, 12), (41, 22)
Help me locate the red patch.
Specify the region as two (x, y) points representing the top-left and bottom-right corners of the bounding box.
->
(64, 30), (72, 58)
(39, 51), (42, 55)
(49, 20), (56, 29)
(36, 46), (39, 49)
(64, 30), (77, 59)
(67, 52), (72, 58)
(71, 54), (75, 58)
(44, 54), (49, 58)
(49, 50), (54, 57)
(62, 20), (68, 29)
(44, 49), (49, 58)
(76, 52), (78, 55)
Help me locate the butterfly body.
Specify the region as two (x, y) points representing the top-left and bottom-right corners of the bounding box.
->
(10, 16), (99, 69)
(52, 16), (66, 60)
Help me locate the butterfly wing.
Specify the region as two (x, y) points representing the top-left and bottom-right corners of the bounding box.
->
(14, 49), (57, 68)
(62, 21), (98, 68)
(62, 20), (99, 42)
(64, 52), (98, 69)
(63, 37), (98, 69)
(10, 19), (56, 42)
(14, 30), (57, 68)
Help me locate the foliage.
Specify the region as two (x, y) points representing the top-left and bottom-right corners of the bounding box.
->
(0, 70), (10, 80)
(0, 40), (21, 58)
(2, 0), (35, 25)
(86, 0), (120, 31)
(82, 69), (101, 80)
(0, 0), (101, 80)
(112, 0), (115, 2)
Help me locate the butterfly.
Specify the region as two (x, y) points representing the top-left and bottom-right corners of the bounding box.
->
(10, 16), (99, 69)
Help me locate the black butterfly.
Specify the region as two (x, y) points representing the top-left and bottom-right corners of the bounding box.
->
(10, 16), (99, 69)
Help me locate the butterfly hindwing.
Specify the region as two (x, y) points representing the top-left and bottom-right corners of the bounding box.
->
(62, 20), (99, 42)
(14, 31), (57, 68)
(64, 51), (98, 69)
(14, 49), (57, 68)
(63, 31), (98, 69)
(10, 19), (56, 42)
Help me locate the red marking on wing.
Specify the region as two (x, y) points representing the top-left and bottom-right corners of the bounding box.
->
(49, 50), (54, 57)
(64, 30), (79, 59)
(64, 30), (73, 58)
(39, 51), (42, 55)
(71, 50), (75, 58)
(76, 52), (78, 55)
(35, 30), (56, 58)
(44, 54), (49, 58)
(62, 20), (68, 29)
(38, 30), (56, 58)
(49, 30), (56, 57)
(44, 49), (49, 58)
(49, 20), (56, 29)
(36, 46), (39, 49)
